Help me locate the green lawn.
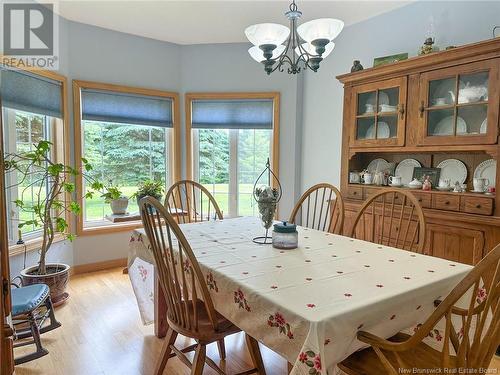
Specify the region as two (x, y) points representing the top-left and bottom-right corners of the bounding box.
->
(84, 183), (257, 221)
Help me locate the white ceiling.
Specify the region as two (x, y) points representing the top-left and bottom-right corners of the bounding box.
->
(51, 0), (411, 45)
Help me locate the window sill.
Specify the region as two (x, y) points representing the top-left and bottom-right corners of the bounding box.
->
(9, 233), (66, 257)
(79, 221), (143, 236)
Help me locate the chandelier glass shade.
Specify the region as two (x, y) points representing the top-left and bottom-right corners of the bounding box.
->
(245, 1), (344, 75)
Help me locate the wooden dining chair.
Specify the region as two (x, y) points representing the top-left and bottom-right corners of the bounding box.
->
(349, 189), (426, 253)
(289, 183), (345, 234)
(338, 243), (500, 374)
(165, 180), (223, 224)
(139, 196), (266, 375)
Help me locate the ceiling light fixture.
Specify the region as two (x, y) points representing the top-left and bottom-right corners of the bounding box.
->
(245, 0), (343, 75)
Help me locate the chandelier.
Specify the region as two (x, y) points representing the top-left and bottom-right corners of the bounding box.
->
(245, 0), (344, 75)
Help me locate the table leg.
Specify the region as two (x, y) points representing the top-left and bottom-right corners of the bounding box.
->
(154, 270), (168, 338)
(288, 362), (293, 374)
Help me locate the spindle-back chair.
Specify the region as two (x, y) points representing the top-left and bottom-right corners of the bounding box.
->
(165, 180), (223, 224)
(139, 197), (266, 375)
(289, 183), (345, 234)
(349, 189), (426, 253)
(339, 243), (500, 374)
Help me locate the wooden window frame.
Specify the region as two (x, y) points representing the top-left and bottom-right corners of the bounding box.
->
(0, 60), (70, 256)
(73, 80), (181, 236)
(185, 92), (280, 217)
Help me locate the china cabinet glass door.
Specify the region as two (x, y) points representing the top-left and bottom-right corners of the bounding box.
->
(418, 59), (499, 145)
(351, 77), (407, 147)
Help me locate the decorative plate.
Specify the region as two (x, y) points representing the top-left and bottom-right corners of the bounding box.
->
(365, 122), (390, 139)
(365, 91), (389, 106)
(395, 159), (422, 186)
(436, 159), (467, 184)
(366, 158), (390, 174)
(434, 116), (467, 135)
(480, 118), (487, 134)
(474, 159), (496, 187)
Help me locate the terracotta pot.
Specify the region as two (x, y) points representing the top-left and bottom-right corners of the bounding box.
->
(20, 263), (71, 306)
(110, 196), (129, 215)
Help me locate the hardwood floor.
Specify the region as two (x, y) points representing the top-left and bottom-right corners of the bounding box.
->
(13, 267), (500, 375)
(13, 268), (288, 375)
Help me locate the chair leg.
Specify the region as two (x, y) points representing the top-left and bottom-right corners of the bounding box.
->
(245, 333), (267, 375)
(154, 327), (178, 375)
(217, 338), (226, 360)
(14, 312), (49, 365)
(39, 296), (61, 334)
(192, 344), (206, 375)
(288, 362), (293, 374)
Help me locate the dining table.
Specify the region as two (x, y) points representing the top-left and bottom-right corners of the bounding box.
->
(127, 216), (471, 375)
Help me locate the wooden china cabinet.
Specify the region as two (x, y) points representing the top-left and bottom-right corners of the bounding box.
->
(337, 38), (500, 265)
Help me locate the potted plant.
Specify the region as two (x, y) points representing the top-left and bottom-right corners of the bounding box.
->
(132, 180), (164, 206)
(4, 140), (102, 305)
(102, 184), (128, 215)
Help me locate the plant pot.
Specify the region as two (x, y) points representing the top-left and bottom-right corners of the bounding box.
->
(20, 263), (71, 306)
(136, 194), (162, 207)
(110, 196), (129, 215)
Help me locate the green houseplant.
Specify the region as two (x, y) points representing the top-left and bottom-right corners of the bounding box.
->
(4, 140), (102, 305)
(102, 184), (129, 215)
(132, 180), (164, 205)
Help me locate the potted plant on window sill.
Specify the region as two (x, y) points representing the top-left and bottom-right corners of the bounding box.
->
(4, 140), (102, 306)
(131, 180), (164, 206)
(102, 185), (129, 215)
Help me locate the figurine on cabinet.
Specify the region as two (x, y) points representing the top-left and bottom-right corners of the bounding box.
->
(351, 60), (364, 72)
(422, 175), (432, 191)
(419, 37), (439, 55)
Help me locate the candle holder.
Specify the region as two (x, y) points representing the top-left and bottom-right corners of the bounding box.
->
(252, 158), (282, 244)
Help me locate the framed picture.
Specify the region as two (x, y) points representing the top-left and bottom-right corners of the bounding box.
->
(373, 53), (408, 67)
(412, 167), (441, 187)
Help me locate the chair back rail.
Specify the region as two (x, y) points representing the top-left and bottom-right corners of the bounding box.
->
(357, 243), (500, 371)
(165, 180), (223, 224)
(289, 183), (345, 234)
(140, 196), (219, 335)
(349, 189), (426, 253)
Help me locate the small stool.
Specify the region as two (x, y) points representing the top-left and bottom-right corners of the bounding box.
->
(11, 284), (61, 365)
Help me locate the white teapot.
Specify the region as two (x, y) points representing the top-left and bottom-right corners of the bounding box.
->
(449, 82), (488, 104)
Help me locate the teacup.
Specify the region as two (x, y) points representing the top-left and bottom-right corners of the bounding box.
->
(389, 176), (402, 186)
(434, 97), (447, 106)
(363, 172), (373, 185)
(349, 171), (360, 184)
(473, 177), (490, 192)
(365, 104), (375, 114)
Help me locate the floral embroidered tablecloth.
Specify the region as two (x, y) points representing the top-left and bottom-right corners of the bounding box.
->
(128, 216), (471, 375)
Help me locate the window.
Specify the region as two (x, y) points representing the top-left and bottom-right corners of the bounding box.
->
(73, 81), (180, 234)
(187, 93), (280, 218)
(1, 66), (67, 248)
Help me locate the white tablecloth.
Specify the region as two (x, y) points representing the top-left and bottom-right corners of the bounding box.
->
(128, 216), (471, 375)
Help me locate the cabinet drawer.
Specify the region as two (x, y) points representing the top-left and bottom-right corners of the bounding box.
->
(347, 186), (363, 200)
(462, 196), (493, 215)
(363, 186), (378, 200)
(411, 192), (431, 209)
(432, 194), (460, 211)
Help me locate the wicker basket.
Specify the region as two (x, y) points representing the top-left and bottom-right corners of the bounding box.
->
(20, 263), (71, 306)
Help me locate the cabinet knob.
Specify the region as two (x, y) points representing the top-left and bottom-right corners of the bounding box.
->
(445, 201), (450, 205)
(476, 204), (482, 209)
(418, 198), (422, 202)
(419, 101), (425, 118)
(353, 191), (357, 195)
(398, 103), (405, 119)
